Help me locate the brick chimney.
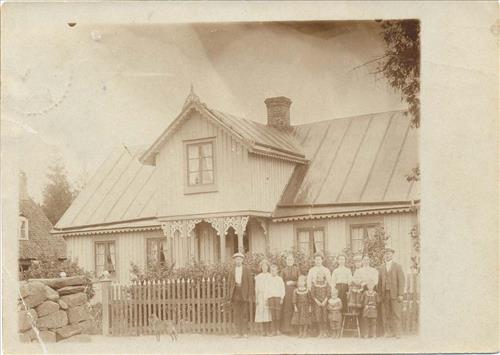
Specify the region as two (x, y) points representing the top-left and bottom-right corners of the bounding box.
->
(264, 96), (292, 130)
(19, 171), (28, 200)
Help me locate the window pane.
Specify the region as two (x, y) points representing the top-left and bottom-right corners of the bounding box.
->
(313, 230), (324, 253)
(351, 227), (364, 253)
(148, 240), (158, 264)
(189, 172), (201, 185)
(188, 159), (200, 173)
(201, 143), (212, 157)
(187, 145), (199, 159)
(201, 156), (213, 171)
(202, 171), (213, 184)
(298, 231), (310, 255)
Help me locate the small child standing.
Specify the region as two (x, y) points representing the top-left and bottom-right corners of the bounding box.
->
(291, 275), (311, 338)
(327, 288), (343, 338)
(267, 264), (285, 336)
(311, 272), (331, 337)
(361, 281), (379, 338)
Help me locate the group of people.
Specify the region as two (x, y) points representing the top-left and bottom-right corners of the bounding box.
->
(226, 248), (405, 339)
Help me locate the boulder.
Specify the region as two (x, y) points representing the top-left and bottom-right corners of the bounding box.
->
(35, 301), (60, 317)
(23, 329), (37, 341)
(58, 286), (86, 296)
(60, 293), (87, 308)
(67, 305), (92, 324)
(18, 309), (38, 332)
(45, 286), (60, 301)
(19, 332), (31, 343)
(39, 330), (57, 343)
(77, 320), (93, 334)
(19, 281), (29, 299)
(58, 334), (91, 343)
(36, 310), (68, 329)
(55, 324), (82, 340)
(31, 276), (87, 290)
(58, 300), (69, 310)
(20, 282), (48, 308)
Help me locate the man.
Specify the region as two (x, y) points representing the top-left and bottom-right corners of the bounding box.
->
(306, 252), (332, 291)
(227, 252), (254, 338)
(378, 248), (405, 338)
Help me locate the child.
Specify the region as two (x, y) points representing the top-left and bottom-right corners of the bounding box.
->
(347, 279), (364, 313)
(361, 280), (379, 338)
(311, 272), (331, 337)
(267, 264), (285, 336)
(291, 275), (311, 338)
(327, 288), (343, 338)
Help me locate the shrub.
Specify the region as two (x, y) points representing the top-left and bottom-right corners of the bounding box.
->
(410, 224), (420, 273)
(362, 225), (390, 268)
(19, 254), (95, 300)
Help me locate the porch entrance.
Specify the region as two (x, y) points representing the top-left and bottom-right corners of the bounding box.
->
(195, 222), (220, 264)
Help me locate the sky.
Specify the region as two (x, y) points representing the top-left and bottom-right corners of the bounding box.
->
(2, 20), (405, 203)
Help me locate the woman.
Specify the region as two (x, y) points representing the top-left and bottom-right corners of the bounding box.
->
(331, 254), (352, 312)
(280, 253), (300, 334)
(255, 259), (272, 335)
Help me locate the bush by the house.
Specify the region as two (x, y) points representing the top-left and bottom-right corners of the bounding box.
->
(19, 255), (95, 300)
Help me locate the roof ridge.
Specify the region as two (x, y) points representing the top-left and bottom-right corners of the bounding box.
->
(292, 109), (407, 128)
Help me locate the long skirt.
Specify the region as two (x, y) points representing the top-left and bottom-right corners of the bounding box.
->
(255, 301), (271, 323)
(281, 285), (295, 332)
(336, 283), (349, 312)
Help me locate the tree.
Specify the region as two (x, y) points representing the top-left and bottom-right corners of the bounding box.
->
(41, 161), (77, 225)
(372, 20), (421, 182)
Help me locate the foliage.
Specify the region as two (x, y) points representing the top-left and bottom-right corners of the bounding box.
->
(19, 254), (95, 300)
(410, 224), (421, 273)
(406, 166), (421, 182)
(130, 249), (347, 282)
(377, 19), (420, 128)
(362, 225), (390, 268)
(41, 161), (78, 225)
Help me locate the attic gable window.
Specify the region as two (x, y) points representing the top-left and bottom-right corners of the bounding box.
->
(18, 216), (28, 240)
(184, 138), (217, 194)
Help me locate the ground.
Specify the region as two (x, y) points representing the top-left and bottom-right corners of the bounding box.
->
(10, 333), (420, 354)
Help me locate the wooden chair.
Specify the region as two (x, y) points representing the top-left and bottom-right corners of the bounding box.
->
(340, 307), (361, 338)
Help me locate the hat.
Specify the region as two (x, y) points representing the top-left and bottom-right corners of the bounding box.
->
(384, 248), (395, 254)
(313, 252), (324, 259)
(232, 252), (245, 259)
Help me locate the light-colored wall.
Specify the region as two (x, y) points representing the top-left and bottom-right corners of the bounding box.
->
(156, 111), (295, 216)
(268, 212), (417, 272)
(65, 229), (164, 284)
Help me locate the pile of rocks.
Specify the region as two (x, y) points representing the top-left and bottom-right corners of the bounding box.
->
(18, 276), (93, 343)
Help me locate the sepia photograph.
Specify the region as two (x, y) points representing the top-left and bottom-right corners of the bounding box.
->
(1, 2), (497, 354)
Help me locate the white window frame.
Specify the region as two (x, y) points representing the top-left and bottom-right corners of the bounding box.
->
(18, 216), (29, 240)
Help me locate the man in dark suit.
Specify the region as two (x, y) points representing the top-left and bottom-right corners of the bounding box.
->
(378, 248), (405, 338)
(227, 252), (254, 338)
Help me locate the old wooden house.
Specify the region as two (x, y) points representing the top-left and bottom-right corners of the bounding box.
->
(53, 90), (419, 284)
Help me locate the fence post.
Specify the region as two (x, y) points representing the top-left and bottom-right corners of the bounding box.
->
(101, 277), (112, 336)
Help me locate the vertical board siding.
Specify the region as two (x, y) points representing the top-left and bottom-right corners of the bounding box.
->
(157, 111), (296, 216)
(384, 212), (417, 273)
(65, 229), (164, 284)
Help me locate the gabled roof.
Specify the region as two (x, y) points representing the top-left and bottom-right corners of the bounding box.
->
(54, 146), (158, 231)
(140, 90), (306, 165)
(276, 110), (419, 215)
(19, 197), (66, 259)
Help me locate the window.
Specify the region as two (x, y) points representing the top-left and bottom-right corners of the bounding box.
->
(350, 224), (379, 253)
(296, 227), (325, 256)
(95, 241), (116, 277)
(18, 216), (28, 240)
(187, 141), (214, 186)
(147, 238), (166, 266)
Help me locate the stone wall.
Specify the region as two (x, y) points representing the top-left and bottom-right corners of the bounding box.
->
(18, 276), (94, 342)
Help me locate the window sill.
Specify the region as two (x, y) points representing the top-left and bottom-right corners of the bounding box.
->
(184, 184), (218, 195)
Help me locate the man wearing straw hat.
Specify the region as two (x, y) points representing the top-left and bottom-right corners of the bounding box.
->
(227, 252), (254, 338)
(378, 247), (405, 338)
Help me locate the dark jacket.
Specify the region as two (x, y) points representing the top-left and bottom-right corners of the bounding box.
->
(227, 266), (254, 302)
(378, 261), (405, 300)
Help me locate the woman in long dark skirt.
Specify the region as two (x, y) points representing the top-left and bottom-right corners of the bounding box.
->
(280, 253), (300, 335)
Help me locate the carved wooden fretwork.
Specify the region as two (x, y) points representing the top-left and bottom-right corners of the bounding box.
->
(162, 215), (250, 239)
(186, 218), (202, 237)
(204, 217), (225, 237)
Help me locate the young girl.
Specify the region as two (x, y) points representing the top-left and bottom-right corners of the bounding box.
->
(327, 288), (343, 338)
(255, 259), (272, 335)
(291, 275), (311, 338)
(361, 280), (379, 338)
(311, 272), (331, 337)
